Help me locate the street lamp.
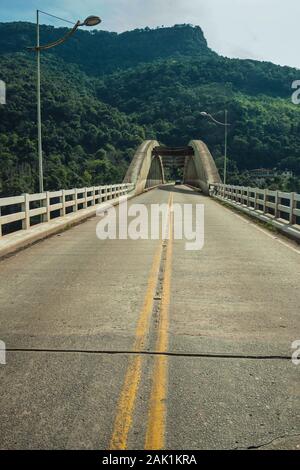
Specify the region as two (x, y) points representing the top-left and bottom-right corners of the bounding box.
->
(28, 10), (102, 193)
(200, 110), (230, 185)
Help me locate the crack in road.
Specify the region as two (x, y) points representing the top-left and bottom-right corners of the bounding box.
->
(232, 432), (300, 450)
(4, 347), (292, 360)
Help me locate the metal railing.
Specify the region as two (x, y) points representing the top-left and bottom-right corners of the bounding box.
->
(211, 183), (300, 238)
(0, 183), (134, 237)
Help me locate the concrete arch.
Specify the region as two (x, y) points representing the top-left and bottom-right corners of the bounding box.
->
(124, 139), (221, 196)
(183, 140), (221, 195)
(123, 140), (164, 195)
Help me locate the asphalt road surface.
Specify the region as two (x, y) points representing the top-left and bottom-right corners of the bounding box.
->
(0, 185), (299, 449)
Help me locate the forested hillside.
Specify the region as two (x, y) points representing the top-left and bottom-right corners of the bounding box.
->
(96, 57), (300, 170)
(0, 53), (145, 195)
(0, 22), (300, 196)
(0, 22), (214, 75)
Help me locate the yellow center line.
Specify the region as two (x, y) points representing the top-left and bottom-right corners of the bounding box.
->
(145, 194), (174, 450)
(109, 193), (172, 450)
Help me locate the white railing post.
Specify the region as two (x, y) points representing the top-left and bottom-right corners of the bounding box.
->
(263, 189), (267, 214)
(61, 190), (66, 217)
(254, 190), (258, 210)
(246, 187), (250, 207)
(22, 193), (30, 230)
(274, 191), (279, 218)
(92, 187), (96, 206)
(290, 192), (296, 225)
(97, 187), (102, 203)
(74, 189), (78, 212)
(44, 191), (51, 222)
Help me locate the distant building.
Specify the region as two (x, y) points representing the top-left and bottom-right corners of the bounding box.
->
(249, 168), (276, 178)
(249, 168), (293, 179)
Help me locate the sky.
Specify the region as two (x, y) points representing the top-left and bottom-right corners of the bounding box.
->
(1, 0), (299, 69)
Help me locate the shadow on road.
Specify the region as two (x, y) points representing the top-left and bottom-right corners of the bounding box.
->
(158, 184), (204, 196)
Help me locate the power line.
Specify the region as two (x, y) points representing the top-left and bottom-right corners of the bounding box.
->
(38, 10), (76, 26)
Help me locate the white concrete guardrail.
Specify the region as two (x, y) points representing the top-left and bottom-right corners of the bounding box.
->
(211, 183), (300, 242)
(0, 183), (134, 257)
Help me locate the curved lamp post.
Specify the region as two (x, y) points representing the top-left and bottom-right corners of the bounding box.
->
(29, 11), (102, 193)
(200, 110), (230, 185)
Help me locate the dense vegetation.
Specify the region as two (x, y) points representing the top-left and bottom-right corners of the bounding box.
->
(0, 22), (300, 196)
(0, 54), (145, 195)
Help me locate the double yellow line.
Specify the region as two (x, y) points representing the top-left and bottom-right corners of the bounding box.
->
(110, 194), (173, 450)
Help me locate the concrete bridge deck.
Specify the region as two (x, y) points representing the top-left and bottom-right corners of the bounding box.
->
(0, 185), (299, 449)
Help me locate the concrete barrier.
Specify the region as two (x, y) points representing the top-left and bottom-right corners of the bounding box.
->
(213, 183), (300, 243)
(0, 183), (134, 258)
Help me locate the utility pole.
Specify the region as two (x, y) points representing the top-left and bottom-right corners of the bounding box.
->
(29, 10), (102, 193)
(200, 110), (231, 185)
(36, 10), (43, 193)
(224, 110), (228, 185)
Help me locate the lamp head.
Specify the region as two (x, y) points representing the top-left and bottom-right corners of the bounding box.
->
(82, 15), (102, 27)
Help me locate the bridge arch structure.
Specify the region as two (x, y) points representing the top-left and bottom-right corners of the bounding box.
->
(123, 139), (221, 195)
